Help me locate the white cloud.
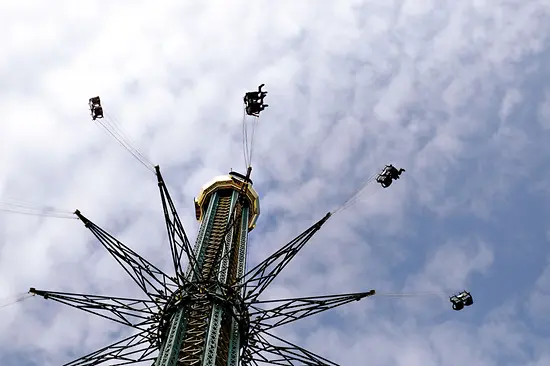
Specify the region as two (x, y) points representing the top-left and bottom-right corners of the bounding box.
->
(408, 238), (494, 291)
(538, 89), (550, 129)
(499, 88), (523, 122)
(1, 0), (550, 365)
(527, 256), (550, 323)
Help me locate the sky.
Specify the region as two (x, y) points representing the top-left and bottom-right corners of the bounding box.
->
(1, 0), (550, 365)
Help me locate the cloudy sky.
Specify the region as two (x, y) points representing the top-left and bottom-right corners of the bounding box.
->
(1, 0), (550, 365)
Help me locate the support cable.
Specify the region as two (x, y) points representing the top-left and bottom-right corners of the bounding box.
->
(0, 199), (77, 219)
(331, 169), (382, 215)
(0, 292), (33, 309)
(89, 98), (155, 174)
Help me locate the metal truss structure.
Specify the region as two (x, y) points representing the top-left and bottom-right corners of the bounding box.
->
(31, 165), (376, 365)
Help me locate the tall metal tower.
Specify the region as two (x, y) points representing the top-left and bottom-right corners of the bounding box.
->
(29, 91), (381, 365)
(156, 168), (260, 366)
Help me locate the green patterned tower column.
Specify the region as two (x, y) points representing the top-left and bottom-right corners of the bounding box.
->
(155, 172), (259, 366)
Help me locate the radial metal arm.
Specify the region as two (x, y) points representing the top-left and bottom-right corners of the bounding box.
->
(245, 331), (339, 366)
(75, 210), (179, 301)
(240, 213), (331, 302)
(29, 288), (160, 330)
(63, 330), (157, 366)
(155, 165), (202, 284)
(241, 348), (261, 366)
(249, 290), (376, 332)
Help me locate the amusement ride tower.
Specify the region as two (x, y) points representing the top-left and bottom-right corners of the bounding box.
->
(156, 169), (260, 366)
(27, 89), (385, 366)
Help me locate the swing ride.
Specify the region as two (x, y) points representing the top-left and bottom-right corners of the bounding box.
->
(88, 96), (103, 121)
(0, 84), (474, 366)
(450, 291), (474, 311)
(376, 164), (406, 188)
